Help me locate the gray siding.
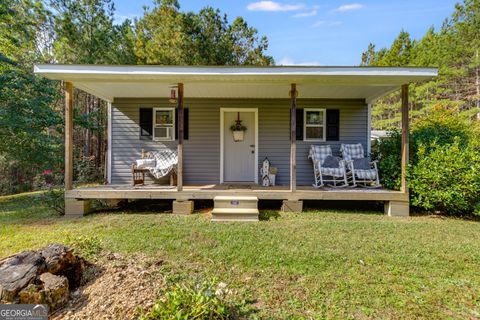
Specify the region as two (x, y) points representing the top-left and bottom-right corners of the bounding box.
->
(111, 98), (368, 186)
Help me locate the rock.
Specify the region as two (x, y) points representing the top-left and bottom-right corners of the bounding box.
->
(0, 251), (46, 302)
(19, 273), (69, 311)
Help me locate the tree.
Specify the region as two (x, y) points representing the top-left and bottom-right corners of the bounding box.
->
(134, 1), (273, 65)
(361, 0), (480, 129)
(134, 0), (186, 64)
(0, 0), (62, 193)
(227, 17), (273, 65)
(50, 0), (113, 63)
(110, 19), (137, 65)
(182, 7), (232, 65)
(50, 0), (127, 177)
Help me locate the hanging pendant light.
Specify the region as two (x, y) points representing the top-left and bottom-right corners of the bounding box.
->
(169, 88), (177, 104)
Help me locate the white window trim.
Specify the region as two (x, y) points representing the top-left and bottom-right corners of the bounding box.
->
(304, 108), (326, 142)
(153, 107), (175, 141)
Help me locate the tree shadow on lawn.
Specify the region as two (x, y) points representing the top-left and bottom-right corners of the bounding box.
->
(97, 199), (215, 215)
(93, 199), (385, 218)
(303, 200), (384, 214)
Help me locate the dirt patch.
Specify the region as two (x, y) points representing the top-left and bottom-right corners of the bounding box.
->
(52, 252), (165, 320)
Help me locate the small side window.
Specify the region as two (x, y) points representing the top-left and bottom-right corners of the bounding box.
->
(153, 108), (175, 141)
(304, 108), (326, 141)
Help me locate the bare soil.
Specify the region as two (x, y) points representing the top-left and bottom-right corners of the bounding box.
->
(52, 252), (165, 320)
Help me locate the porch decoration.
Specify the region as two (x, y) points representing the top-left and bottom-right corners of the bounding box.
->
(230, 112), (247, 142)
(269, 166), (278, 186)
(260, 158), (277, 186)
(261, 158), (270, 186)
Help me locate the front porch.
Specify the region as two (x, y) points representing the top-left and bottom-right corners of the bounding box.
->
(65, 184), (408, 217)
(66, 184), (407, 201)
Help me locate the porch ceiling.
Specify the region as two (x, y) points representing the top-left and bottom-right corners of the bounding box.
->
(34, 65), (437, 103)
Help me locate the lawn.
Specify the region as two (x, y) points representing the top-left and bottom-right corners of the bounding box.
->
(1, 193), (480, 319)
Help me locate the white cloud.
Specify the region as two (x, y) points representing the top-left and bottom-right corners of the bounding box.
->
(278, 56), (321, 66)
(312, 20), (342, 27)
(293, 9), (317, 18)
(334, 3), (364, 12)
(247, 1), (304, 12)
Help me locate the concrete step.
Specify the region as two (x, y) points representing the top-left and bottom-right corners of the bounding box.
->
(212, 196), (259, 222)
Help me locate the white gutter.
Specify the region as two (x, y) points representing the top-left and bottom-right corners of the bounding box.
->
(34, 64), (438, 78)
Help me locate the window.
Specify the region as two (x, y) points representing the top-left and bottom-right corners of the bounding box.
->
(304, 108), (326, 141)
(153, 108), (175, 141)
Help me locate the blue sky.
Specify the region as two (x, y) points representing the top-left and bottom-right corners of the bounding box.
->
(113, 0), (458, 65)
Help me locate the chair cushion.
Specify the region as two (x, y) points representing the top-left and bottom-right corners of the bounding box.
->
(323, 155), (341, 168)
(341, 143), (365, 161)
(309, 145), (332, 165)
(136, 158), (156, 169)
(355, 169), (377, 180)
(353, 158), (371, 170)
(322, 167), (345, 178)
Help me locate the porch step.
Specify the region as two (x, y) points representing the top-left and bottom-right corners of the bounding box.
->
(212, 196), (259, 222)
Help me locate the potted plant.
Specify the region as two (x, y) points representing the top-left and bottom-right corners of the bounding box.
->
(230, 121), (247, 142)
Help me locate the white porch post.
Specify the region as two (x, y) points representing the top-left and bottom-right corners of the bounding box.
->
(177, 83), (184, 191)
(367, 103), (372, 155)
(290, 83), (297, 192)
(400, 84), (409, 193)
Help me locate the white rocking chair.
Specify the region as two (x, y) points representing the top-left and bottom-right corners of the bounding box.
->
(340, 143), (380, 187)
(308, 145), (348, 188)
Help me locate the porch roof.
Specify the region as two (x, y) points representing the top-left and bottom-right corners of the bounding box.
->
(34, 64), (437, 103)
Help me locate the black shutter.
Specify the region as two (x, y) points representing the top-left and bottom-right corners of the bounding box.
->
(175, 108), (189, 140)
(326, 109), (340, 141)
(139, 108), (153, 140)
(295, 108), (303, 141)
(175, 108), (178, 140)
(183, 108), (189, 140)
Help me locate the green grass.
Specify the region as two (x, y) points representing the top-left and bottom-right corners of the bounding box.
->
(1, 193), (480, 319)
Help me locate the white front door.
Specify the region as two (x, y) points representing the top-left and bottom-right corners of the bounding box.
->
(222, 110), (257, 183)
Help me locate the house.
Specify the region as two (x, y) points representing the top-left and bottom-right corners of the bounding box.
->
(34, 65), (437, 219)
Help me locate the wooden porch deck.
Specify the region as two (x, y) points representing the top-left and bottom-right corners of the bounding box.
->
(65, 184), (408, 202)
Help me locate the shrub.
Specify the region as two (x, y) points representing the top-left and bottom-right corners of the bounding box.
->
(371, 129), (402, 190)
(141, 281), (236, 320)
(409, 139), (480, 215)
(64, 234), (102, 259)
(39, 187), (65, 215)
(372, 107), (480, 215)
(74, 156), (103, 183)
